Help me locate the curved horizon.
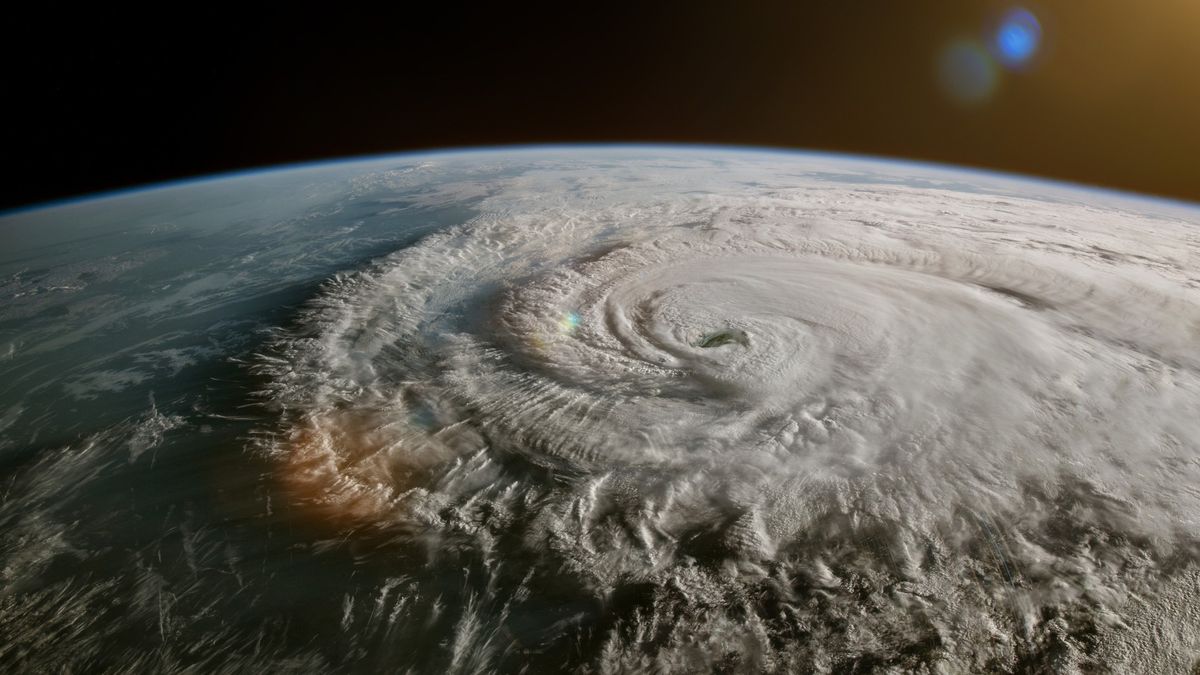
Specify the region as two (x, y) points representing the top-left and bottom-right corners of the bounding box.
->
(4, 142), (1198, 219)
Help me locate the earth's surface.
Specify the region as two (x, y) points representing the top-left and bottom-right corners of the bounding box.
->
(1, 146), (1199, 673)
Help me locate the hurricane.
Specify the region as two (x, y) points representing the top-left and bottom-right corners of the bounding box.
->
(2, 148), (1199, 672)
(256, 156), (1200, 671)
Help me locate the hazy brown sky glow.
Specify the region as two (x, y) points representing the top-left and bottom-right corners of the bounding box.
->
(3, 1), (1198, 209)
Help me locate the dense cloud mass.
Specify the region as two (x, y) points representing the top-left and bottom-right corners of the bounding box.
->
(1, 150), (1198, 672)
(259, 156), (1200, 671)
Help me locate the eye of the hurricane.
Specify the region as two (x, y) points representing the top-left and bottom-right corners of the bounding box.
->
(696, 329), (748, 349)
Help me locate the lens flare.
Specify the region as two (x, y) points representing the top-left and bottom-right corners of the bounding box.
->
(938, 40), (997, 105)
(993, 8), (1041, 68)
(559, 310), (581, 332)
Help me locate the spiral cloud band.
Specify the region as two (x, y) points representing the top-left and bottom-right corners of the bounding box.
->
(257, 154), (1200, 671)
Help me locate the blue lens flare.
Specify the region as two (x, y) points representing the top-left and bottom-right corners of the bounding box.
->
(993, 8), (1041, 67)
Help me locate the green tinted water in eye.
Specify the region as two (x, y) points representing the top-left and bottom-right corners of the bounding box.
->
(697, 330), (747, 349)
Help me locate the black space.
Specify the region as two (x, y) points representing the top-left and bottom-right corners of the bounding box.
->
(3, 2), (1198, 211)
